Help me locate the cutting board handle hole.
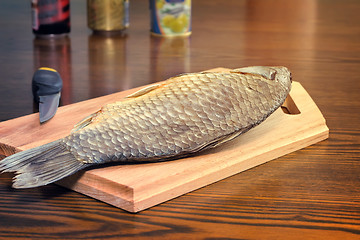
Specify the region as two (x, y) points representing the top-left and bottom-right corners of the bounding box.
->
(281, 95), (301, 115)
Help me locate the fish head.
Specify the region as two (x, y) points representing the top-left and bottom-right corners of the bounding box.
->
(269, 66), (292, 90)
(231, 66), (292, 90)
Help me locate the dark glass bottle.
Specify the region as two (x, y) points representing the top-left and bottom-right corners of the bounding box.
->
(31, 0), (70, 37)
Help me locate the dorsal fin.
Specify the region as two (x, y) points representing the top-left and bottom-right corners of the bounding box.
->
(125, 83), (162, 98)
(71, 111), (100, 133)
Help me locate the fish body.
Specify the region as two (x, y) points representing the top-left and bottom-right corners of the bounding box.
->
(0, 66), (292, 188)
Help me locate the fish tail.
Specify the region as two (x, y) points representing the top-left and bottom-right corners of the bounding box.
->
(0, 139), (87, 189)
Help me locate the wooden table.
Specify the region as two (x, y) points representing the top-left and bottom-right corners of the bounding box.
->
(0, 0), (359, 239)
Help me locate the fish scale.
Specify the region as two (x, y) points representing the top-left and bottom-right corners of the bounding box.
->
(0, 66), (292, 188)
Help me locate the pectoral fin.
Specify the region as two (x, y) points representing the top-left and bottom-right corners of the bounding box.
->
(209, 126), (252, 149)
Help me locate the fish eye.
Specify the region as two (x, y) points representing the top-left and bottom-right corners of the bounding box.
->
(270, 70), (277, 80)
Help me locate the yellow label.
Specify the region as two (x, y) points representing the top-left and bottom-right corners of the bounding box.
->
(151, 0), (191, 36)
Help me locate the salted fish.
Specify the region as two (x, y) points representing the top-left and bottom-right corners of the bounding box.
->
(0, 66), (292, 188)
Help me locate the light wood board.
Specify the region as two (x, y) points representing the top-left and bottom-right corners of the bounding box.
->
(0, 68), (329, 212)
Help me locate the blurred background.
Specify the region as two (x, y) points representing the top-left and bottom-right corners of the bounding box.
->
(0, 0), (358, 130)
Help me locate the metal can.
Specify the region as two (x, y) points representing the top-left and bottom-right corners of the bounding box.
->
(87, 0), (129, 34)
(150, 0), (191, 37)
(31, 0), (71, 37)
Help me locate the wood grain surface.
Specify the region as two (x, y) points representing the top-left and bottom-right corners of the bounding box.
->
(0, 0), (359, 239)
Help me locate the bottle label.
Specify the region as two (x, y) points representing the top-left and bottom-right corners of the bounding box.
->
(32, 0), (70, 26)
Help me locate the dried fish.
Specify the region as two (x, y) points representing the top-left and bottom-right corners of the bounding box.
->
(0, 66), (292, 188)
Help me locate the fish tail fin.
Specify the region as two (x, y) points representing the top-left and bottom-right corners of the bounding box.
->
(0, 139), (87, 189)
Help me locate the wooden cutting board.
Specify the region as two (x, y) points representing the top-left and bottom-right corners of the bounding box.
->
(0, 68), (329, 212)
